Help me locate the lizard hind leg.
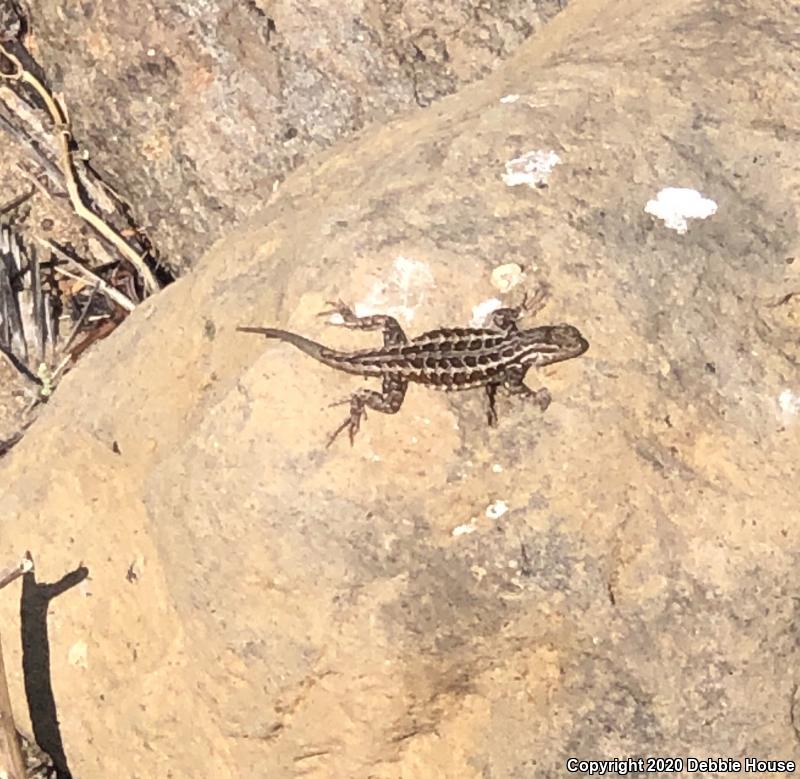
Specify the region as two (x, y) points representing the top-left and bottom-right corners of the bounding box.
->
(502, 365), (551, 412)
(326, 377), (408, 447)
(485, 383), (500, 426)
(318, 300), (408, 346)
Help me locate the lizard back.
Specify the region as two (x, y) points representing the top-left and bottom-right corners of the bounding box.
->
(339, 326), (571, 389)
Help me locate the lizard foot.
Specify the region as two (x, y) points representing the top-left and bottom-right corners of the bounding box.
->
(326, 397), (366, 447)
(518, 284), (550, 318)
(318, 300), (356, 324)
(532, 387), (551, 412)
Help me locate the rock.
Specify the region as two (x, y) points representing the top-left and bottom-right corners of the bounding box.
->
(2, 0), (800, 775)
(0, 0), (25, 42)
(23, 0), (565, 273)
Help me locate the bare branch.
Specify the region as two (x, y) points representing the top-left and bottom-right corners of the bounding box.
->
(0, 43), (159, 293)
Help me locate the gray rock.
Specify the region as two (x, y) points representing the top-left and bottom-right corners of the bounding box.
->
(24, 0), (565, 273)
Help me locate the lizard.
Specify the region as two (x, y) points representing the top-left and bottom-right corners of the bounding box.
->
(237, 288), (589, 447)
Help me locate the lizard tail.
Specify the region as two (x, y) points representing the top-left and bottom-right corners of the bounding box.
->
(237, 325), (342, 367)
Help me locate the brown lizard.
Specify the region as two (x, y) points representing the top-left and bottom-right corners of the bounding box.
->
(238, 289), (588, 446)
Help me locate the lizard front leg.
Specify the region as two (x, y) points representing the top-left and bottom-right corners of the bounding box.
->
(489, 285), (550, 333)
(502, 366), (551, 412)
(327, 376), (408, 447)
(319, 301), (408, 347)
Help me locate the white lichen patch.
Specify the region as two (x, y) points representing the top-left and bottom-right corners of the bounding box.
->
(644, 187), (718, 234)
(485, 500), (509, 520)
(490, 262), (525, 293)
(392, 255), (435, 292)
(452, 519), (478, 537)
(68, 640), (88, 669)
(470, 565), (487, 581)
(500, 94), (520, 104)
(502, 150), (561, 188)
(778, 389), (800, 423)
(470, 297), (502, 327)
(328, 255), (436, 325)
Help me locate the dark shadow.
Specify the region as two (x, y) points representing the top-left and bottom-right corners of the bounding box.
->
(21, 563), (89, 779)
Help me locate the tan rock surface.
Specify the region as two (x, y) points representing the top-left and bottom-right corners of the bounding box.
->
(2, 0), (800, 776)
(23, 0), (565, 272)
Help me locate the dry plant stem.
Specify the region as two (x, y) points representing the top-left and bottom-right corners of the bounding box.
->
(0, 431), (24, 457)
(0, 107), (66, 194)
(0, 229), (27, 362)
(61, 284), (100, 353)
(0, 43), (159, 294)
(49, 352), (72, 384)
(0, 188), (34, 215)
(48, 285), (100, 383)
(66, 318), (119, 365)
(14, 162), (58, 200)
(0, 343), (41, 386)
(0, 555), (32, 779)
(0, 554), (33, 591)
(45, 240), (136, 312)
(29, 245), (46, 364)
(0, 635), (26, 779)
(52, 263), (134, 313)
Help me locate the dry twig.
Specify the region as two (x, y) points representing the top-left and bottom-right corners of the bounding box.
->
(0, 554), (33, 779)
(0, 635), (26, 779)
(48, 250), (135, 313)
(0, 342), (41, 386)
(0, 43), (159, 293)
(0, 554), (33, 592)
(0, 430), (24, 458)
(0, 188), (33, 215)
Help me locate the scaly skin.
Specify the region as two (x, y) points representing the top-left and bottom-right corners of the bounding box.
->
(238, 290), (588, 446)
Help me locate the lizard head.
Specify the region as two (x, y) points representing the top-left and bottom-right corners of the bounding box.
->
(520, 324), (589, 366)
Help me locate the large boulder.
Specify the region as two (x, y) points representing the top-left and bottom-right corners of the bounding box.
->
(2, 0), (799, 775)
(24, 0), (565, 271)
